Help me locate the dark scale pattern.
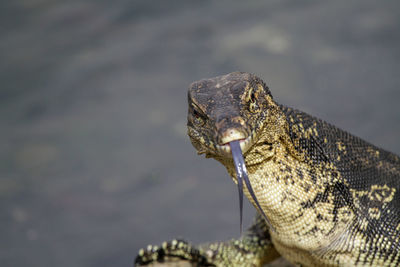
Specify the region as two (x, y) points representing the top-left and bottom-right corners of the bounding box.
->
(282, 106), (400, 265)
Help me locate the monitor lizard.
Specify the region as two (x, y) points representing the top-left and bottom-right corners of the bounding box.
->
(135, 72), (400, 266)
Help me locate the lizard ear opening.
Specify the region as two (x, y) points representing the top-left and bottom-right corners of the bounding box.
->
(245, 84), (263, 113)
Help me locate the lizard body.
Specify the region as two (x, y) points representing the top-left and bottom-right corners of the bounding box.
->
(136, 72), (400, 266)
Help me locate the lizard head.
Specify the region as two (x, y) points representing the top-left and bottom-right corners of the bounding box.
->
(187, 72), (275, 159)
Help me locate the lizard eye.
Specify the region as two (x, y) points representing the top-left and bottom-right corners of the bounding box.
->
(192, 109), (205, 126)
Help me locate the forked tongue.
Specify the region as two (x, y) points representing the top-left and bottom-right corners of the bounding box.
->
(229, 140), (272, 235)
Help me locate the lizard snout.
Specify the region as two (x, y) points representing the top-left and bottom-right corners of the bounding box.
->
(219, 128), (247, 145)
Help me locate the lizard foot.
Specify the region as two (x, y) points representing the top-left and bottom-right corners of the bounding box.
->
(134, 239), (215, 267)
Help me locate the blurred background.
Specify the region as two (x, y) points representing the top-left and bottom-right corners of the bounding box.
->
(1, 0), (400, 266)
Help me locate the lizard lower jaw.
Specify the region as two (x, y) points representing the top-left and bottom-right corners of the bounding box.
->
(215, 135), (253, 157)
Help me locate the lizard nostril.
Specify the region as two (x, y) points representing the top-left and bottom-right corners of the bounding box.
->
(232, 117), (245, 126)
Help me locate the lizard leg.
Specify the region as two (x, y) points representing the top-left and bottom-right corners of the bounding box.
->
(198, 213), (280, 266)
(135, 213), (280, 267)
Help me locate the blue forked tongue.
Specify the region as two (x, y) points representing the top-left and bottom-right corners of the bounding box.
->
(229, 140), (273, 235)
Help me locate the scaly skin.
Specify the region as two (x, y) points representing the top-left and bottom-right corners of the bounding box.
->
(135, 72), (400, 266)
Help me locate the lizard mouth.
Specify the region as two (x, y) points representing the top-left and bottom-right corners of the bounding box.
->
(215, 131), (255, 157)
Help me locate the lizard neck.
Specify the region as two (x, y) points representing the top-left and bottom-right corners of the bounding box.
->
(219, 105), (354, 252)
